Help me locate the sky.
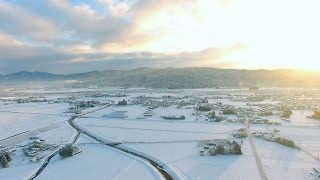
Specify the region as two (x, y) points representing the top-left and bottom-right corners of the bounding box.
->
(0, 0), (320, 74)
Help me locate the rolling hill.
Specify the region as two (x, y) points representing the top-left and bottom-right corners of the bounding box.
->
(1, 68), (320, 88)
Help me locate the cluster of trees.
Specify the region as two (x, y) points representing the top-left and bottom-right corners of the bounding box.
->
(71, 100), (97, 110)
(275, 137), (295, 148)
(201, 99), (209, 103)
(214, 117), (223, 122)
(233, 143), (243, 155)
(207, 110), (223, 122)
(208, 142), (242, 156)
(280, 106), (293, 118)
(232, 129), (248, 138)
(209, 145), (225, 156)
(118, 99), (128, 105)
(282, 109), (293, 118)
(79, 101), (95, 108)
(223, 108), (236, 115)
(259, 111), (273, 116)
(0, 152), (12, 168)
(59, 144), (78, 158)
(197, 104), (212, 111)
(209, 110), (216, 119)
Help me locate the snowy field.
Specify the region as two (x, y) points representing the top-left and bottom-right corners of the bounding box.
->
(0, 102), (69, 140)
(0, 123), (76, 180)
(76, 117), (240, 142)
(36, 135), (163, 180)
(289, 110), (320, 126)
(277, 126), (320, 158)
(254, 138), (320, 180)
(76, 113), (261, 179)
(127, 139), (260, 180)
(1, 87), (320, 180)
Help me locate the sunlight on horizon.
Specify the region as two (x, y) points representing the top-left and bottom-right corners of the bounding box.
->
(124, 0), (320, 70)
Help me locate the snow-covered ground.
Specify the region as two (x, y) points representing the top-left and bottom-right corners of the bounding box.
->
(0, 102), (69, 140)
(0, 123), (76, 180)
(36, 134), (163, 180)
(1, 87), (320, 180)
(76, 116), (238, 142)
(86, 105), (147, 120)
(254, 138), (320, 180)
(276, 126), (320, 158)
(289, 110), (320, 126)
(75, 114), (261, 179)
(127, 139), (260, 180)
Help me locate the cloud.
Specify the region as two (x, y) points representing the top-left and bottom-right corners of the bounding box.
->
(0, 2), (61, 42)
(97, 0), (131, 16)
(44, 0), (133, 46)
(0, 30), (240, 74)
(0, 32), (75, 74)
(0, 0), (245, 74)
(0, 0), (204, 51)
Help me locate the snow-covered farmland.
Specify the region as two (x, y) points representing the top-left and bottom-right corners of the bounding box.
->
(0, 102), (69, 140)
(254, 138), (320, 180)
(36, 135), (163, 180)
(76, 117), (239, 142)
(75, 114), (260, 179)
(276, 126), (320, 158)
(1, 87), (320, 180)
(127, 139), (260, 180)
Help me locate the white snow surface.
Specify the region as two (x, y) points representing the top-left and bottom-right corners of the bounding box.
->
(0, 102), (69, 140)
(37, 135), (163, 180)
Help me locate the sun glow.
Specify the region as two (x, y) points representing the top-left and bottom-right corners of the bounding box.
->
(130, 0), (320, 70)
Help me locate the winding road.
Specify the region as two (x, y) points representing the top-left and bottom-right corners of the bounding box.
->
(27, 105), (175, 180)
(68, 111), (174, 180)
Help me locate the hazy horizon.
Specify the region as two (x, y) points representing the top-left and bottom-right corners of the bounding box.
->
(2, 66), (320, 76)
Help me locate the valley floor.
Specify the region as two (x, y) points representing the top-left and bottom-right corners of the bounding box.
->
(1, 87), (319, 180)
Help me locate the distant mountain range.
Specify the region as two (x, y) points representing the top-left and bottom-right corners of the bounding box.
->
(1, 68), (320, 88)
(1, 71), (62, 81)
